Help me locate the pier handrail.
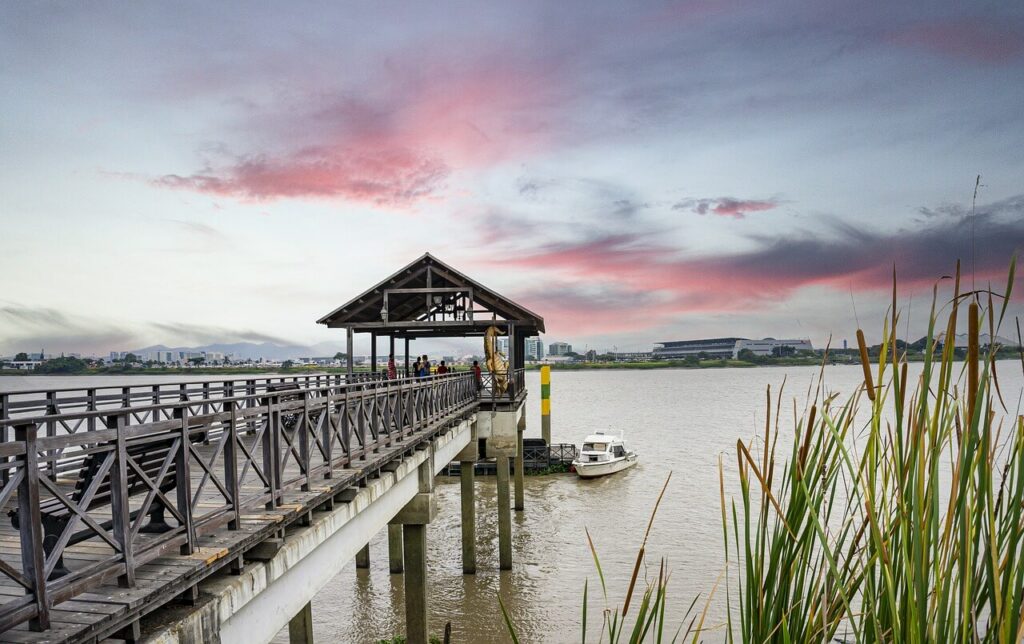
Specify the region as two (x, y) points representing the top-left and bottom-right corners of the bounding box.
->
(0, 371), (478, 633)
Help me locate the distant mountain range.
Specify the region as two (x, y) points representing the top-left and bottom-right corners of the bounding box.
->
(131, 341), (348, 361)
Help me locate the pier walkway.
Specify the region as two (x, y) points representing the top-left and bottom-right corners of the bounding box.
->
(0, 370), (522, 642)
(0, 253), (546, 643)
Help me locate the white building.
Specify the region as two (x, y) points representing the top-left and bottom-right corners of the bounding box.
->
(734, 338), (814, 357)
(525, 336), (544, 361)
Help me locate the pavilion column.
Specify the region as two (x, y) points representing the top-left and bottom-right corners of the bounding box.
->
(404, 338), (410, 377)
(370, 333), (377, 373)
(346, 328), (354, 376)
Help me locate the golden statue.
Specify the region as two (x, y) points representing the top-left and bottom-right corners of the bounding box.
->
(484, 325), (509, 394)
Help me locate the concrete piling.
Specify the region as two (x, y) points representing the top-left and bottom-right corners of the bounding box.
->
(356, 543), (370, 569)
(403, 524), (428, 644)
(288, 601), (314, 644)
(388, 524), (404, 574)
(460, 460), (476, 574)
(496, 454), (513, 570)
(514, 414), (525, 512)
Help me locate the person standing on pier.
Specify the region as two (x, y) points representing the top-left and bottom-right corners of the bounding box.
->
(387, 354), (397, 379)
(472, 360), (482, 392)
(412, 357), (421, 378)
(437, 360), (448, 375)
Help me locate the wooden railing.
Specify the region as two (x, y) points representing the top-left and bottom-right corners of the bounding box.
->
(479, 368), (527, 402)
(0, 372), (477, 633)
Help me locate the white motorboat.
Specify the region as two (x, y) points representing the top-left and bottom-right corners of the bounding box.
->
(571, 431), (638, 478)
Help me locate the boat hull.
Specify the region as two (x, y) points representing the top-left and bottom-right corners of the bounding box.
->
(573, 454), (638, 478)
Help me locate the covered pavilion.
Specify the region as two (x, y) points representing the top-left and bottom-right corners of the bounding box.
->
(316, 253), (545, 402)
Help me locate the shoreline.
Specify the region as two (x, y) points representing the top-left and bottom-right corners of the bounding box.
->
(3, 354), (1020, 377)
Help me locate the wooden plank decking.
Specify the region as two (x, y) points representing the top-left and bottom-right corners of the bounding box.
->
(0, 374), (480, 641)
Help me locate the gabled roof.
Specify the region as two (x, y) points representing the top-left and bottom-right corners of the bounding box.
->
(316, 253), (545, 336)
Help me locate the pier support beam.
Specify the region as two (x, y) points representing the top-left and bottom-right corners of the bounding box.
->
(514, 415), (525, 512)
(356, 543), (370, 569)
(392, 454), (437, 644)
(496, 454), (513, 570)
(388, 524), (404, 574)
(402, 524), (428, 644)
(460, 461), (476, 574)
(289, 602), (314, 644)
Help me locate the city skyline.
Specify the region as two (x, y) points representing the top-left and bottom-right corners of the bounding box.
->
(2, 1), (1023, 357)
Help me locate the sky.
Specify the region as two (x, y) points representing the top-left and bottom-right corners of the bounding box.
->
(2, 1), (1023, 356)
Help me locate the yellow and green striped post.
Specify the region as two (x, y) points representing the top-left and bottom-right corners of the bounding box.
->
(540, 365), (551, 444)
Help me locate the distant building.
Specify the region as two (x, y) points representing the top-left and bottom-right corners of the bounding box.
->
(548, 341), (572, 356)
(9, 360), (42, 371)
(525, 336), (544, 361)
(654, 338), (744, 360)
(497, 337), (510, 355)
(607, 351), (653, 362)
(735, 338), (814, 357)
(653, 337), (813, 360)
(584, 349), (598, 362)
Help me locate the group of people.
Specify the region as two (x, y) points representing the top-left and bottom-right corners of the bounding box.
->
(410, 354), (448, 377)
(382, 353), (484, 390)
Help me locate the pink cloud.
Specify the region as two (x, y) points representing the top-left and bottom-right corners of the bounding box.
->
(485, 205), (1024, 335)
(155, 147), (448, 207)
(673, 197), (781, 219)
(890, 18), (1024, 64)
(155, 57), (561, 207)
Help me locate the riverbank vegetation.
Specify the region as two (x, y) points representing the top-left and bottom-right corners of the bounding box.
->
(504, 259), (1024, 642)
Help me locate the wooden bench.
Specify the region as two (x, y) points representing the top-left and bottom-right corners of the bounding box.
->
(10, 435), (185, 579)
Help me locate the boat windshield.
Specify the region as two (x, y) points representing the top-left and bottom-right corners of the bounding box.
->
(583, 442), (608, 452)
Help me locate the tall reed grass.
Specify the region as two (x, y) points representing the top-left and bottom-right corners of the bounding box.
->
(502, 259), (1024, 642)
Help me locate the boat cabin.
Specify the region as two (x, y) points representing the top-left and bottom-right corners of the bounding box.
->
(580, 432), (627, 463)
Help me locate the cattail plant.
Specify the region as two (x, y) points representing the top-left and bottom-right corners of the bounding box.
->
(723, 258), (1024, 643)
(503, 259), (1023, 643)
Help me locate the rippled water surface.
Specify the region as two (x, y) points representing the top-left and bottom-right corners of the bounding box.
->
(275, 364), (1023, 643)
(5, 365), (1022, 643)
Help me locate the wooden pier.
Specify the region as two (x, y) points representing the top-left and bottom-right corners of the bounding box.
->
(0, 253), (545, 643)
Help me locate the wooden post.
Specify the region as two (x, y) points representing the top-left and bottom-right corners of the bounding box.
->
(174, 408), (196, 555)
(45, 391), (57, 478)
(263, 395), (279, 509)
(15, 423), (50, 631)
(346, 328), (355, 376)
(0, 394), (8, 486)
(109, 413), (136, 587)
(371, 332), (377, 373)
(404, 338), (410, 377)
(224, 399), (242, 530)
(299, 393), (311, 491)
(389, 336), (396, 374)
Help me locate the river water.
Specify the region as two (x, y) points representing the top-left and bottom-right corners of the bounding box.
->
(4, 365), (1023, 642)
